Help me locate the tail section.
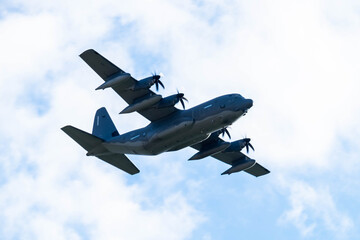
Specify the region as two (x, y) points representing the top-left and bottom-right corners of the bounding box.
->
(61, 110), (140, 175)
(92, 107), (119, 140)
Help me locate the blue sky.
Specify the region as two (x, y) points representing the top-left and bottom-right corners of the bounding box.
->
(1, 0), (360, 239)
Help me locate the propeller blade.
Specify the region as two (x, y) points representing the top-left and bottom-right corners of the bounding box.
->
(248, 142), (255, 151)
(158, 80), (165, 89)
(225, 128), (231, 139)
(221, 128), (231, 139)
(180, 98), (185, 109)
(152, 72), (164, 91)
(243, 138), (254, 153)
(175, 91), (187, 109)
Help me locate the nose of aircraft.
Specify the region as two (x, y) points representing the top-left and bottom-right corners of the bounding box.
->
(245, 98), (253, 109)
(234, 98), (253, 112)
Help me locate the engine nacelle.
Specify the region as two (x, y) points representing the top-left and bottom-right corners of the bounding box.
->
(189, 142), (231, 160)
(132, 76), (155, 90)
(96, 73), (131, 90)
(120, 94), (162, 114)
(156, 94), (179, 108)
(221, 158), (256, 175)
(223, 139), (248, 152)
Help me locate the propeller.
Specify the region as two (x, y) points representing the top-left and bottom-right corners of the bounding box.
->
(176, 90), (188, 109)
(220, 127), (231, 139)
(243, 138), (255, 153)
(152, 72), (165, 91)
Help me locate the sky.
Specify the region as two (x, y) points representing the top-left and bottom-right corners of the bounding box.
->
(0, 0), (360, 239)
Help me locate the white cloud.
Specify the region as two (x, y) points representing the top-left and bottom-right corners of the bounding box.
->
(278, 178), (353, 238)
(0, 164), (204, 239)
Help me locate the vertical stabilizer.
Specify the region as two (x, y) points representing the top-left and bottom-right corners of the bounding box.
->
(92, 107), (119, 140)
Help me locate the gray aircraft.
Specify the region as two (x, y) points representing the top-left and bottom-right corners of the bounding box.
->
(62, 49), (270, 177)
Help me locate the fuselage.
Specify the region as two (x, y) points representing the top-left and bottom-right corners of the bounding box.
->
(103, 94), (253, 155)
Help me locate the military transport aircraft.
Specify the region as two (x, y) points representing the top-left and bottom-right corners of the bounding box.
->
(62, 49), (270, 177)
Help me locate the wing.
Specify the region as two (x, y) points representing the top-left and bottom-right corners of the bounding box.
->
(80, 49), (178, 122)
(191, 133), (270, 177)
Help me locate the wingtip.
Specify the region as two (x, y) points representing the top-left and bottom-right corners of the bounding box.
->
(130, 169), (140, 175)
(61, 125), (72, 131)
(79, 49), (96, 58)
(188, 155), (199, 161)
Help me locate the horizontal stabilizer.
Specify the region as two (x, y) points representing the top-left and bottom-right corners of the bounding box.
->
(97, 153), (140, 175)
(62, 125), (103, 151)
(62, 125), (139, 175)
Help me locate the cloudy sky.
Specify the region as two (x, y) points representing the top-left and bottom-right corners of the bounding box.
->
(1, 0), (360, 239)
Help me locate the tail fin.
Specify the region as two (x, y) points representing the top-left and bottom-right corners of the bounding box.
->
(92, 107), (119, 140)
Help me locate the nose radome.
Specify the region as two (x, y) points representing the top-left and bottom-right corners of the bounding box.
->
(246, 99), (253, 109)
